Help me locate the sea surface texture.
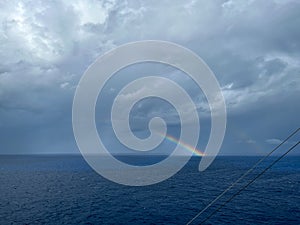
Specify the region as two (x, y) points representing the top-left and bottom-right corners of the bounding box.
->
(0, 156), (299, 224)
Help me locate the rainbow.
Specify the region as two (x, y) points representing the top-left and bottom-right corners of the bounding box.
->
(158, 133), (205, 156)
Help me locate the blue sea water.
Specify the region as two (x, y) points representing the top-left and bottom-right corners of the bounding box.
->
(0, 155), (299, 224)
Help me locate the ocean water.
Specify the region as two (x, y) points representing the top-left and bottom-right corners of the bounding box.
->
(0, 155), (299, 224)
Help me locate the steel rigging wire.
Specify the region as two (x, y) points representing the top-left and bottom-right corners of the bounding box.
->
(187, 127), (300, 225)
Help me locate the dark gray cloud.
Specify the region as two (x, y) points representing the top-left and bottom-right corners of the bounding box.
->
(0, 0), (299, 155)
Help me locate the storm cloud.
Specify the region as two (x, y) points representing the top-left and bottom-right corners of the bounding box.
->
(0, 0), (299, 154)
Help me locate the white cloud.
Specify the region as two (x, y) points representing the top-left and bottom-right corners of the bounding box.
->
(265, 138), (298, 145)
(266, 138), (282, 145)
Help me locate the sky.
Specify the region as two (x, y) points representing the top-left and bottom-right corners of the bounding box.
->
(0, 0), (299, 155)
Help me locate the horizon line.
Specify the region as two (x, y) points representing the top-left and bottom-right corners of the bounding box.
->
(0, 153), (299, 157)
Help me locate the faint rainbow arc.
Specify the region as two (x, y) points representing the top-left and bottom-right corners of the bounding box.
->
(158, 132), (205, 156)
